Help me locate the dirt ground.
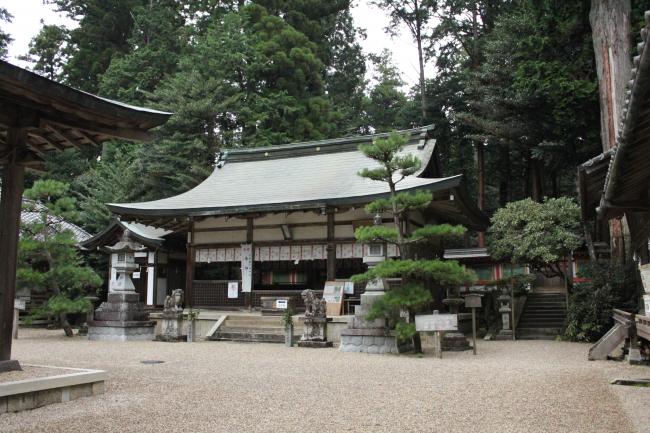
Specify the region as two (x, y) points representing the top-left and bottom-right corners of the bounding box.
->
(1, 328), (649, 433)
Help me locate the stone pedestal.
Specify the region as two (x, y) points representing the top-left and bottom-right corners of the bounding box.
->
(88, 293), (155, 341)
(441, 297), (470, 351)
(156, 311), (185, 342)
(339, 279), (410, 354)
(298, 317), (332, 348)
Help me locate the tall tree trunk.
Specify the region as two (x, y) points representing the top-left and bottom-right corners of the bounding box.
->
(415, 0), (427, 123)
(476, 142), (486, 247)
(590, 0), (632, 263)
(529, 156), (543, 202)
(498, 142), (510, 206)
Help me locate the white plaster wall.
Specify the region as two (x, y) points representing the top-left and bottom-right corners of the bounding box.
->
(194, 230), (247, 244)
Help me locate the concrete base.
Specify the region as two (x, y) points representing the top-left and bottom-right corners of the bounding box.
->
(297, 340), (333, 348)
(627, 348), (644, 365)
(0, 365), (105, 413)
(88, 323), (155, 341)
(441, 331), (471, 351)
(339, 329), (411, 354)
(0, 360), (21, 373)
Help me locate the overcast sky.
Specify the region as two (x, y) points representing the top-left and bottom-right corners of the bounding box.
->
(3, 0), (434, 87)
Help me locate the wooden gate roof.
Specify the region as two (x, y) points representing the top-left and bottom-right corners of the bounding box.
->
(0, 60), (171, 169)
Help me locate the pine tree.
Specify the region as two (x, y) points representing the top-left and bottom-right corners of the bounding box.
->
(18, 180), (101, 337)
(352, 132), (474, 352)
(19, 22), (69, 80)
(0, 7), (13, 59)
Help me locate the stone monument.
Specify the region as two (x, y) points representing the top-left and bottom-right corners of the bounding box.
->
(88, 231), (155, 341)
(297, 289), (332, 348)
(495, 290), (514, 340)
(156, 289), (185, 342)
(441, 287), (470, 351)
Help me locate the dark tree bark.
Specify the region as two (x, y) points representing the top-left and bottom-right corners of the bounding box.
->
(590, 0), (632, 263)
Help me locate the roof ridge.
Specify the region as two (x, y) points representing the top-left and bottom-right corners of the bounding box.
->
(221, 125), (435, 163)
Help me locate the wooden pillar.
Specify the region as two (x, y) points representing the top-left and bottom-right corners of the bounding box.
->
(185, 220), (194, 307)
(0, 128), (26, 367)
(326, 209), (336, 280)
(246, 217), (254, 310)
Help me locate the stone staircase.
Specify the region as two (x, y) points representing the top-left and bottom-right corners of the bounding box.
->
(208, 315), (301, 343)
(516, 292), (566, 340)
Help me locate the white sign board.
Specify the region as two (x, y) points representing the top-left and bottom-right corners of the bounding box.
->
(276, 299), (288, 309)
(343, 281), (355, 295)
(132, 272), (141, 279)
(415, 314), (458, 332)
(228, 281), (239, 299)
(14, 299), (26, 311)
(241, 244), (253, 292)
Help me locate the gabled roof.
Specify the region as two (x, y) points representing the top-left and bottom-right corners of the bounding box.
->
(108, 125), (488, 230)
(21, 199), (91, 244)
(81, 220), (172, 250)
(598, 12), (650, 218)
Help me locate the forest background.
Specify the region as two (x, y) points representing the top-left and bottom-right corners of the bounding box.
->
(1, 0), (650, 235)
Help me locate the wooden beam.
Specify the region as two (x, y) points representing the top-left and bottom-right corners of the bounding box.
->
(0, 127), (26, 366)
(45, 124), (81, 149)
(326, 209), (336, 280)
(42, 118), (152, 143)
(73, 128), (100, 148)
(29, 131), (65, 152)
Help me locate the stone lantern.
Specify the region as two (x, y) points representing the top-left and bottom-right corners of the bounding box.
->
(496, 289), (514, 340)
(88, 230), (155, 341)
(441, 287), (470, 351)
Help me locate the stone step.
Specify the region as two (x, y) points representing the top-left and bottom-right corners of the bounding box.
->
(223, 319), (285, 328)
(218, 326), (300, 334)
(209, 331), (287, 343)
(517, 322), (564, 328)
(516, 327), (562, 339)
(521, 312), (566, 318)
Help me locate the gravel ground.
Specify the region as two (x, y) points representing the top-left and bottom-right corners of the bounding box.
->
(0, 366), (68, 383)
(1, 328), (649, 433)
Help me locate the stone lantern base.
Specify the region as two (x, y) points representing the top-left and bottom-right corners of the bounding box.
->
(88, 293), (155, 342)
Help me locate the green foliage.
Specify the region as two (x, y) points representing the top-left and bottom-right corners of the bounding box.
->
(18, 180), (101, 334)
(351, 259), (475, 287)
(488, 197), (582, 279)
(354, 225), (398, 244)
(358, 132), (420, 185)
(409, 224), (466, 242)
(281, 307), (295, 328)
(0, 7), (13, 59)
(19, 22), (69, 80)
(365, 283), (433, 341)
(563, 263), (639, 342)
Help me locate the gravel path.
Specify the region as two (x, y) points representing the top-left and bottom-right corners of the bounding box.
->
(1, 329), (649, 433)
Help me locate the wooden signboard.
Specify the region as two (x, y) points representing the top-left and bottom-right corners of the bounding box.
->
(415, 314), (458, 332)
(640, 263), (650, 294)
(323, 281), (345, 316)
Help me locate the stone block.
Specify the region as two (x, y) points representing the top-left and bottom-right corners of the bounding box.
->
(107, 293), (140, 303)
(34, 389), (62, 408)
(61, 386), (71, 403)
(70, 384), (93, 400)
(367, 345), (379, 354)
(362, 336), (374, 346)
(7, 393), (35, 412)
(0, 397), (7, 414)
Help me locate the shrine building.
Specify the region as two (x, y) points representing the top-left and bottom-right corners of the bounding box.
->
(89, 125), (488, 310)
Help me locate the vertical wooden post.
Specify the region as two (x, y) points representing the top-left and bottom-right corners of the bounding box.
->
(0, 128), (26, 367)
(471, 308), (477, 355)
(185, 219), (194, 307)
(246, 217), (254, 311)
(326, 209), (336, 280)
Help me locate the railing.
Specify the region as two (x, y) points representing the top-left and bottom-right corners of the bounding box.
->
(191, 280), (323, 309)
